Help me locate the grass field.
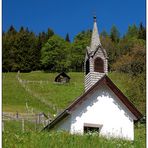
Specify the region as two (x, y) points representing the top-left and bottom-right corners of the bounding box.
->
(2, 72), (84, 115)
(2, 124), (146, 148)
(2, 71), (145, 115)
(2, 71), (146, 147)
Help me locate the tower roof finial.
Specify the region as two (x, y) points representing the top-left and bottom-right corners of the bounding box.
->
(93, 11), (97, 22)
(93, 15), (97, 22)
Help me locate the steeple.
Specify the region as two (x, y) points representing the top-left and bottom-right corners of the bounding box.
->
(90, 16), (101, 51)
(84, 16), (108, 91)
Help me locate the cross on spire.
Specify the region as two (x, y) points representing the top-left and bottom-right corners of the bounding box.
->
(93, 15), (97, 22)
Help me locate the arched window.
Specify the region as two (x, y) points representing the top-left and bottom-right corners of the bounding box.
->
(86, 59), (90, 75)
(94, 57), (104, 73)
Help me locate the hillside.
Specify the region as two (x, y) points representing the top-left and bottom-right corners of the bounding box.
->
(2, 71), (146, 147)
(2, 72), (84, 116)
(2, 71), (145, 116)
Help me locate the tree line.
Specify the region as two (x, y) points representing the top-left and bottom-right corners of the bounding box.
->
(2, 23), (146, 76)
(2, 23), (146, 114)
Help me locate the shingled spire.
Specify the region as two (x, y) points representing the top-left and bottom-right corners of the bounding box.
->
(84, 16), (108, 91)
(90, 16), (101, 51)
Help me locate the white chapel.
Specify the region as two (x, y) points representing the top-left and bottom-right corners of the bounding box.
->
(43, 17), (142, 140)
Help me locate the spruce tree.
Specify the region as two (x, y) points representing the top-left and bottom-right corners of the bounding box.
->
(138, 22), (146, 40)
(65, 33), (70, 42)
(110, 25), (120, 43)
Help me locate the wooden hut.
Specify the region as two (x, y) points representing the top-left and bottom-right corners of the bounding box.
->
(55, 72), (70, 83)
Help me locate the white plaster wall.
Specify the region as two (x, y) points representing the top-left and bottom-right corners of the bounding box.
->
(54, 116), (71, 132)
(70, 84), (136, 140)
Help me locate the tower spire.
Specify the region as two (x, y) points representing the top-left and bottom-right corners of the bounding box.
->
(84, 16), (108, 91)
(90, 16), (101, 50)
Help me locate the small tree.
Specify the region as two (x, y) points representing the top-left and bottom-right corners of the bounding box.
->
(110, 25), (120, 43)
(126, 24), (138, 39)
(138, 22), (146, 40)
(65, 33), (70, 42)
(100, 29), (108, 38)
(41, 35), (71, 72)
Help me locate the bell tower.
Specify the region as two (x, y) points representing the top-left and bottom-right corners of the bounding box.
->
(84, 16), (108, 91)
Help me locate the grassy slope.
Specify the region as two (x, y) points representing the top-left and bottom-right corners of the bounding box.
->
(2, 72), (84, 115)
(2, 72), (146, 147)
(2, 73), (52, 113)
(20, 72), (84, 110)
(2, 71), (145, 115)
(2, 124), (146, 148)
(109, 72), (145, 114)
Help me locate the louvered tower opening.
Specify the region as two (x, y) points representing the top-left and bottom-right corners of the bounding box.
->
(86, 59), (90, 75)
(94, 57), (104, 73)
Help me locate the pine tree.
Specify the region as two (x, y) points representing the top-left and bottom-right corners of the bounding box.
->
(7, 25), (17, 35)
(100, 29), (108, 38)
(138, 22), (146, 40)
(65, 33), (70, 42)
(126, 24), (138, 38)
(47, 28), (54, 40)
(110, 25), (120, 43)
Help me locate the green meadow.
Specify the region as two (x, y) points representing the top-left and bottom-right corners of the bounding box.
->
(2, 123), (146, 148)
(2, 71), (145, 115)
(2, 72), (146, 147)
(2, 72), (84, 115)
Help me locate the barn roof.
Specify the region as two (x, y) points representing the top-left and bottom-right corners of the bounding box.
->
(43, 75), (143, 131)
(55, 72), (70, 81)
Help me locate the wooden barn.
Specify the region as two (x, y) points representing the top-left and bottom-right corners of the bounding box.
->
(44, 16), (142, 140)
(55, 72), (70, 83)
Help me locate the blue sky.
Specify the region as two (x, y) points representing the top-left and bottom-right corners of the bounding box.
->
(3, 0), (146, 40)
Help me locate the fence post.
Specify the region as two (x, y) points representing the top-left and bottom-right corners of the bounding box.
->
(16, 111), (19, 119)
(22, 119), (24, 132)
(26, 102), (29, 113)
(35, 114), (37, 131)
(2, 120), (4, 132)
(38, 114), (40, 124)
(31, 108), (34, 114)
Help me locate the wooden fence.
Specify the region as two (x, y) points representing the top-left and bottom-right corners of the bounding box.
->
(2, 112), (52, 132)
